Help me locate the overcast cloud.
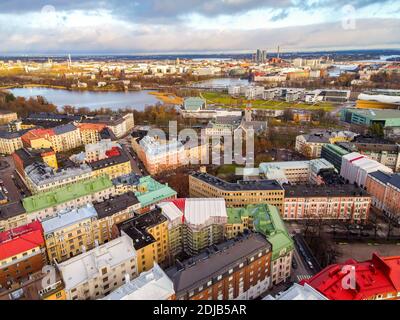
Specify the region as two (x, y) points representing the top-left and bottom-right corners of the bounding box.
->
(0, 0), (399, 53)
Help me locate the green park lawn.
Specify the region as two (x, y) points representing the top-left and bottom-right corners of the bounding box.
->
(201, 92), (335, 112)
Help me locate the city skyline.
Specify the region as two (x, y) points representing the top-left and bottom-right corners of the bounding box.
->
(0, 0), (399, 54)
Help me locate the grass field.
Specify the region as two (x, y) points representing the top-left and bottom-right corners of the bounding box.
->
(201, 92), (335, 111)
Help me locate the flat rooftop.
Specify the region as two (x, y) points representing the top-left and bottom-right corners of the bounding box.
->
(117, 208), (166, 250)
(284, 184), (369, 198)
(93, 192), (139, 219)
(191, 172), (283, 191)
(166, 232), (271, 295)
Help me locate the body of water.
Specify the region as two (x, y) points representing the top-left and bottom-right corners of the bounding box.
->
(10, 87), (161, 111)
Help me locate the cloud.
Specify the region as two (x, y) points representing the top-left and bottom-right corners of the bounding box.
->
(1, 18), (399, 54)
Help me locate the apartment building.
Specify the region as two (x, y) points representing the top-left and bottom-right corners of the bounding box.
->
(21, 124), (82, 153)
(89, 147), (132, 180)
(321, 144), (350, 172)
(158, 198), (228, 258)
(340, 152), (392, 188)
(0, 269), (66, 301)
(365, 171), (393, 210)
(100, 263), (175, 300)
(302, 253), (400, 300)
(295, 131), (356, 158)
(167, 233), (272, 300)
(0, 130), (26, 155)
(366, 173), (400, 223)
(77, 123), (106, 145)
(0, 111), (17, 125)
(42, 204), (98, 263)
(83, 139), (121, 163)
(24, 162), (93, 194)
(13, 147), (58, 178)
(115, 208), (169, 273)
(57, 234), (138, 300)
(132, 135), (208, 175)
(225, 204), (294, 285)
(93, 192), (140, 244)
(259, 159), (335, 185)
(0, 221), (47, 289)
(80, 113), (134, 139)
(114, 175), (177, 213)
(21, 176), (114, 226)
(189, 172), (284, 212)
(0, 202), (27, 233)
(283, 184), (371, 222)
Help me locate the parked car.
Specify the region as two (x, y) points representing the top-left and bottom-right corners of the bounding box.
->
(292, 259), (298, 269)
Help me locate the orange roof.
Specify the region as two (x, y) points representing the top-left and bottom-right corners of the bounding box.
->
(22, 128), (54, 144)
(78, 123), (106, 131)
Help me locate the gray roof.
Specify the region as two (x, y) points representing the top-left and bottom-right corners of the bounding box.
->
(387, 174), (400, 189)
(191, 172), (283, 191)
(166, 233), (271, 295)
(53, 123), (77, 135)
(369, 170), (394, 184)
(0, 201), (26, 220)
(0, 130), (28, 139)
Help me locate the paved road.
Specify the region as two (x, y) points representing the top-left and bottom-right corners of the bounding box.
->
(0, 156), (30, 203)
(118, 137), (146, 176)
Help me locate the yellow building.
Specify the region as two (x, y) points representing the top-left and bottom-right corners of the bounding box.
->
(116, 208), (169, 273)
(93, 191), (141, 244)
(89, 148), (132, 180)
(41, 150), (58, 170)
(0, 111), (17, 125)
(42, 205), (98, 263)
(0, 131), (24, 155)
(189, 172), (285, 212)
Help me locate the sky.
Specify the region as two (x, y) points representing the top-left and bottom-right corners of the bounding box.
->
(0, 0), (400, 54)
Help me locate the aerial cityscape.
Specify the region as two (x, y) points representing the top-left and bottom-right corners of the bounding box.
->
(1, 0), (400, 307)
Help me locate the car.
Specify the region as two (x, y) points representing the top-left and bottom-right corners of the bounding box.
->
(3, 188), (8, 194)
(291, 259), (298, 269)
(307, 260), (314, 269)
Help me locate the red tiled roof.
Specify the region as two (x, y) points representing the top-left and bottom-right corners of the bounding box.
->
(0, 221), (44, 261)
(302, 253), (400, 300)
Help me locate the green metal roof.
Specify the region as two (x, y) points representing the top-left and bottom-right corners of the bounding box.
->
(135, 176), (177, 207)
(184, 97), (205, 111)
(323, 144), (349, 156)
(23, 175), (113, 213)
(226, 204), (294, 260)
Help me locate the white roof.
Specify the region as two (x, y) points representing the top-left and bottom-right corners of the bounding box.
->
(101, 263), (174, 300)
(42, 204), (98, 234)
(184, 198), (227, 226)
(57, 235), (136, 290)
(264, 283), (328, 300)
(157, 202), (183, 223)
